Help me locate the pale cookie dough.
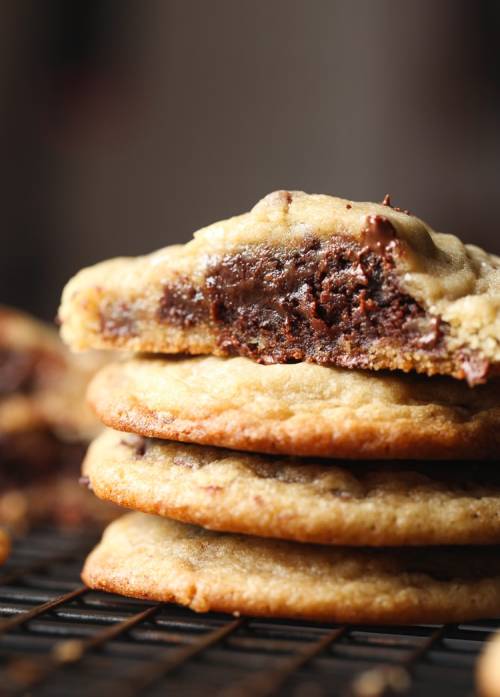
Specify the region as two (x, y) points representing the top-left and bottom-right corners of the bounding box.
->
(87, 356), (500, 459)
(82, 512), (500, 624)
(59, 191), (500, 383)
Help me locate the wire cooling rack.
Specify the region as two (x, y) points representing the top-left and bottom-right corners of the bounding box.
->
(0, 526), (496, 697)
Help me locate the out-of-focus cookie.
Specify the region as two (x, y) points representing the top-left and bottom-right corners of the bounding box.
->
(0, 476), (119, 533)
(478, 631), (500, 697)
(0, 305), (105, 441)
(0, 526), (10, 564)
(59, 191), (500, 384)
(88, 356), (500, 459)
(83, 512), (500, 624)
(84, 429), (500, 546)
(0, 306), (112, 529)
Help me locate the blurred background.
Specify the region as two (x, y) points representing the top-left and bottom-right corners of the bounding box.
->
(1, 0), (499, 320)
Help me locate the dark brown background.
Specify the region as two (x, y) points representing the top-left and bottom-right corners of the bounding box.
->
(1, 0), (499, 320)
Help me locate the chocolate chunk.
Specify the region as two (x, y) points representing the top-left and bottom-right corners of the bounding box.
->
(361, 215), (397, 254)
(159, 283), (205, 327)
(120, 434), (147, 457)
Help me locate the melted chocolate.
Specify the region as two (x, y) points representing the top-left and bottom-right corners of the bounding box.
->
(159, 234), (445, 368)
(361, 215), (397, 254)
(159, 285), (205, 328)
(381, 193), (411, 215)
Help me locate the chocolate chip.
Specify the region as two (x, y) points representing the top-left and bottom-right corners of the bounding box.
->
(120, 435), (147, 457)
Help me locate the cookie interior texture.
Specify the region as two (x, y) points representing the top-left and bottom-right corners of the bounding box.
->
(60, 191), (500, 383)
(84, 429), (500, 546)
(83, 512), (500, 624)
(87, 356), (500, 459)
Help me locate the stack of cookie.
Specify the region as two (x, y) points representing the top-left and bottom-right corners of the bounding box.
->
(0, 305), (116, 531)
(59, 191), (500, 624)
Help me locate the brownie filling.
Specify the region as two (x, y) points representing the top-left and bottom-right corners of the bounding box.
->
(159, 226), (445, 368)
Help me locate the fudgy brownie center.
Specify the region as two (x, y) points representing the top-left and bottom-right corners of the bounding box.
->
(159, 233), (444, 368)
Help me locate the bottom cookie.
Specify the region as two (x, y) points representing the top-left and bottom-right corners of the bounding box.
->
(83, 512), (500, 624)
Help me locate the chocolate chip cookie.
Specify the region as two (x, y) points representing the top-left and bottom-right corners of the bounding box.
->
(83, 512), (500, 624)
(60, 191), (500, 383)
(87, 356), (500, 459)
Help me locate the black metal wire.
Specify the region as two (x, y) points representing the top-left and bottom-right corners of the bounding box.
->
(0, 526), (497, 697)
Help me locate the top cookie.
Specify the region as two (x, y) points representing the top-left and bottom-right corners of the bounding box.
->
(59, 191), (500, 383)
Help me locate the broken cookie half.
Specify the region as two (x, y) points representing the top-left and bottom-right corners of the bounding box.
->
(59, 191), (500, 384)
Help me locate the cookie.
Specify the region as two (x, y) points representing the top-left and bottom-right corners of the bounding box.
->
(88, 356), (500, 459)
(0, 425), (117, 531)
(0, 476), (119, 533)
(84, 429), (500, 546)
(478, 632), (500, 697)
(59, 190), (500, 384)
(83, 512), (500, 624)
(0, 306), (114, 528)
(0, 305), (105, 442)
(0, 527), (10, 565)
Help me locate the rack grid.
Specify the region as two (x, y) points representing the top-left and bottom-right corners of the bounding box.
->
(0, 526), (495, 696)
